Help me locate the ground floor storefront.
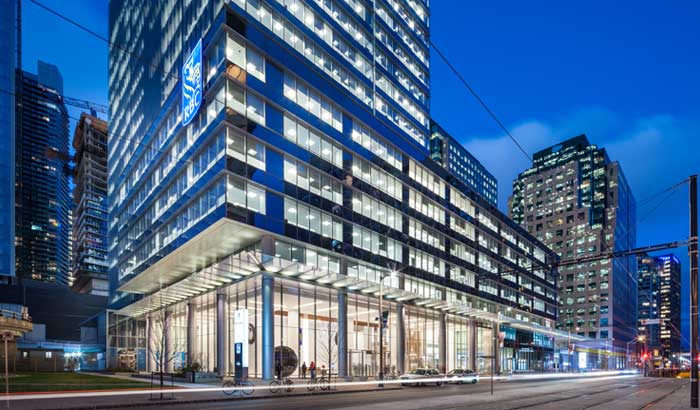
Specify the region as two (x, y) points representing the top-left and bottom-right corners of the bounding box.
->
(107, 274), (565, 378)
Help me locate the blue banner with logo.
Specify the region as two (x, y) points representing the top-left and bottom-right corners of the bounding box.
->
(182, 39), (203, 126)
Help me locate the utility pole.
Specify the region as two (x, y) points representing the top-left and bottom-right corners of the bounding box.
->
(690, 174), (698, 408)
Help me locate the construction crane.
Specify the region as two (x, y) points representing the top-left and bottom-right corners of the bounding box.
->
(61, 95), (108, 116)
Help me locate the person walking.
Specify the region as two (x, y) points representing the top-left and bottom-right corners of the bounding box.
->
(310, 361), (316, 380)
(301, 362), (307, 379)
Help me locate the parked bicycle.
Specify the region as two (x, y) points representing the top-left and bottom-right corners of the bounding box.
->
(269, 377), (294, 394)
(306, 376), (330, 391)
(222, 378), (255, 397)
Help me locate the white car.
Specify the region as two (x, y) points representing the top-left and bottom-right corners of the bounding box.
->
(446, 369), (479, 384)
(399, 368), (444, 386)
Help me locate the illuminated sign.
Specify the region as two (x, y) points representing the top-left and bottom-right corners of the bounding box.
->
(182, 39), (203, 126)
(234, 309), (249, 368)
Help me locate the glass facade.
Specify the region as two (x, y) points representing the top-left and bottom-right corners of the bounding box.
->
(15, 63), (72, 285)
(429, 120), (498, 207)
(0, 0), (16, 280)
(637, 254), (681, 361)
(108, 0), (565, 378)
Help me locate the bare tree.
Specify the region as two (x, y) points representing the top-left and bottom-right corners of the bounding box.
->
(149, 305), (184, 398)
(319, 319), (338, 375)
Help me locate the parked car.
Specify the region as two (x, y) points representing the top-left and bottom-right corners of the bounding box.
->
(399, 368), (444, 386)
(446, 369), (479, 384)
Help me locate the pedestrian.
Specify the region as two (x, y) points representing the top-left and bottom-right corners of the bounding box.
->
(276, 361), (283, 380)
(301, 362), (307, 379)
(310, 361), (316, 380)
(321, 364), (326, 377)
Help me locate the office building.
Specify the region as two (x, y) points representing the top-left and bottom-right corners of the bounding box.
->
(0, 0), (18, 281)
(637, 254), (681, 361)
(72, 113), (109, 296)
(108, 0), (568, 378)
(15, 61), (72, 285)
(510, 135), (637, 365)
(429, 120), (498, 206)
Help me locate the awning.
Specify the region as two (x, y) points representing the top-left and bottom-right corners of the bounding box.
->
(117, 218), (265, 295)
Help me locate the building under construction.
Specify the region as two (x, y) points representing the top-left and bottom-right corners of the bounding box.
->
(71, 113), (109, 296)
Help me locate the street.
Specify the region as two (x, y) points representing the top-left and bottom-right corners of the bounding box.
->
(124, 376), (686, 410)
(9, 375), (688, 410)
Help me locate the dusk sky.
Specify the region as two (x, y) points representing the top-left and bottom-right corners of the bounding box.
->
(21, 0), (699, 346)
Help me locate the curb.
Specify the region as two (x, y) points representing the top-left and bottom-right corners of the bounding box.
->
(32, 386), (403, 410)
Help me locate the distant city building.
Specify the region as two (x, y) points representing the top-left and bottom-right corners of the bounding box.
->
(510, 135), (637, 358)
(71, 113), (109, 296)
(429, 120), (498, 206)
(15, 61), (72, 285)
(0, 281), (106, 371)
(637, 254), (681, 359)
(0, 0), (18, 281)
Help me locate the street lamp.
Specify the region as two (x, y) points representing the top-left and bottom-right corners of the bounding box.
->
(637, 335), (648, 376)
(625, 335), (645, 370)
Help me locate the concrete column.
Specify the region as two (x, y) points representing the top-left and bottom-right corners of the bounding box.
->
(145, 315), (151, 373)
(396, 304), (405, 374)
(217, 292), (226, 376)
(337, 289), (348, 378)
(468, 320), (477, 371)
(262, 273), (275, 380)
(163, 310), (171, 373)
(186, 302), (194, 367)
(439, 313), (447, 373)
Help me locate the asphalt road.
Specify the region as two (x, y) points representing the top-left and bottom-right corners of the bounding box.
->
(124, 375), (687, 410)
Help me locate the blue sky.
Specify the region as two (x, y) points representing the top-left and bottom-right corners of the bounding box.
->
(21, 0), (700, 347)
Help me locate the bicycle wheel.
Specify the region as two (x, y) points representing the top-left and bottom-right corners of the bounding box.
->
(307, 379), (316, 391)
(222, 381), (235, 396)
(285, 378), (294, 393)
(269, 380), (281, 394)
(241, 381), (254, 396)
(318, 377), (330, 391)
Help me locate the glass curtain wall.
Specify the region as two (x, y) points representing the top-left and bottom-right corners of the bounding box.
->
(446, 315), (470, 371)
(476, 324), (494, 373)
(125, 276), (523, 376)
(191, 293), (217, 372)
(405, 306), (440, 370)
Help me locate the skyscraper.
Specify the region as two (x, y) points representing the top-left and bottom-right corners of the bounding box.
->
(429, 120), (498, 206)
(510, 135), (637, 362)
(72, 113), (109, 296)
(0, 0), (18, 282)
(15, 61), (72, 285)
(108, 0), (565, 377)
(637, 254), (681, 360)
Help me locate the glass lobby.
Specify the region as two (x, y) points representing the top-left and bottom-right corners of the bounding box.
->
(132, 275), (502, 377)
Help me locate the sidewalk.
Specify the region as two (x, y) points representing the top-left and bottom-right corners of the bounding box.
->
(82, 372), (202, 388)
(3, 376), (401, 410)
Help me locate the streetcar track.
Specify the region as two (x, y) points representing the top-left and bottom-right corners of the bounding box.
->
(434, 378), (658, 410)
(639, 381), (686, 410)
(501, 378), (681, 410)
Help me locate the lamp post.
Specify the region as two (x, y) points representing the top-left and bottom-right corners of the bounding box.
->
(625, 335), (645, 371)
